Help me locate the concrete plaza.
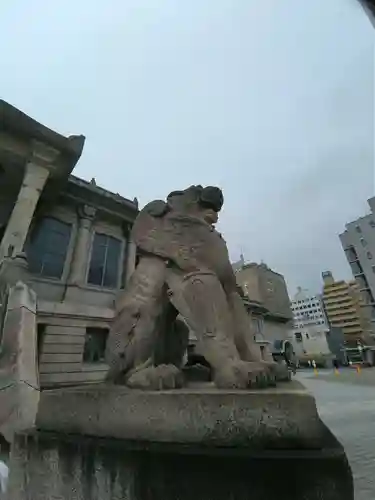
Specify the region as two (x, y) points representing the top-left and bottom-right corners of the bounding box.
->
(298, 369), (375, 500)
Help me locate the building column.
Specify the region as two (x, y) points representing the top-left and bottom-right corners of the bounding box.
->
(68, 205), (96, 286)
(0, 142), (59, 261)
(125, 238), (137, 285)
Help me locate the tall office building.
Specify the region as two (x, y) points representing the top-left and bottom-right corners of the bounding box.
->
(291, 287), (329, 331)
(322, 271), (373, 345)
(290, 287), (331, 364)
(339, 196), (375, 325)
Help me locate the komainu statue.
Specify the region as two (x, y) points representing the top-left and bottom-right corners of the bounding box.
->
(105, 185), (288, 390)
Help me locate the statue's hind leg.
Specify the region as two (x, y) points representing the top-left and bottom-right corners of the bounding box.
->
(105, 255), (167, 382)
(105, 255), (187, 389)
(226, 290), (290, 383)
(165, 269), (268, 389)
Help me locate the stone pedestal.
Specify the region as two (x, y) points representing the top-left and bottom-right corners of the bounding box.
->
(6, 381), (353, 500)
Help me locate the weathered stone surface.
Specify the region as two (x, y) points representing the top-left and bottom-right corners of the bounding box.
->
(4, 379), (354, 499)
(0, 282), (40, 442)
(35, 381), (325, 449)
(7, 417), (353, 500)
(106, 185), (288, 391)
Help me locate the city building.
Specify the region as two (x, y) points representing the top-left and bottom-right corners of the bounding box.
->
(339, 197), (375, 326)
(233, 260), (293, 345)
(321, 271), (374, 346)
(0, 99), (139, 388)
(291, 287), (329, 331)
(290, 287), (332, 366)
(324, 327), (347, 366)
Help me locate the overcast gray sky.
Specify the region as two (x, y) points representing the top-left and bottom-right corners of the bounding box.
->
(1, 0), (374, 295)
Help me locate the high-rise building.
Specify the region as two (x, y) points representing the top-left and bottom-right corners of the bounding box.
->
(339, 196), (375, 325)
(321, 271), (374, 346)
(291, 287), (329, 331)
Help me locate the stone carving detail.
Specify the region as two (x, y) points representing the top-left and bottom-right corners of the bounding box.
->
(77, 204), (96, 221)
(105, 185), (288, 390)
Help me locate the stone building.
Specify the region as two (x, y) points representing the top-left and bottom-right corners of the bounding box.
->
(233, 260), (293, 345)
(0, 100), (138, 388)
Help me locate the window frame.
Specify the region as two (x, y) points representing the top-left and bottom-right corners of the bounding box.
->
(86, 229), (125, 290)
(82, 327), (110, 364)
(26, 216), (73, 281)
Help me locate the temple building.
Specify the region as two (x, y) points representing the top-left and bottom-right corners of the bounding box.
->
(0, 100), (138, 388)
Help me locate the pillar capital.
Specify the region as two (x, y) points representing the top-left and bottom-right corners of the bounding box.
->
(77, 204), (97, 222)
(30, 140), (60, 168)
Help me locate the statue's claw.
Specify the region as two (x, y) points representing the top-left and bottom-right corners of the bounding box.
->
(126, 364), (184, 390)
(213, 360), (275, 390)
(262, 360), (291, 382)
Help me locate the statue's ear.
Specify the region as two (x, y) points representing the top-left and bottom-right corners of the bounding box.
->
(142, 200), (170, 217)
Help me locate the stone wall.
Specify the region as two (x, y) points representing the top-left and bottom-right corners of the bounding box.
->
(262, 317), (290, 343)
(235, 263), (293, 321)
(37, 301), (112, 387)
(7, 426), (353, 500)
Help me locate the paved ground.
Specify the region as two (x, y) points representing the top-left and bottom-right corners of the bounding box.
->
(303, 365), (375, 387)
(297, 369), (375, 500)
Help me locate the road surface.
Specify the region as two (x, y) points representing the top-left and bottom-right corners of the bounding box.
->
(297, 370), (375, 500)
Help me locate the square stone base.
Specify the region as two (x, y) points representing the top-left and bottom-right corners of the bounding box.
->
(7, 432), (353, 500)
(6, 381), (354, 499)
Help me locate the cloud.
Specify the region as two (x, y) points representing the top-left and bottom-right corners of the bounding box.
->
(0, 0), (373, 297)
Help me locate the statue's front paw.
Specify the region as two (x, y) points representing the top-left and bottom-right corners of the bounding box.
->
(263, 360), (291, 382)
(214, 360), (274, 389)
(126, 364), (184, 390)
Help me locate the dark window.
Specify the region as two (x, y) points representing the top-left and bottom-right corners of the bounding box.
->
(360, 238), (367, 247)
(252, 316), (263, 336)
(37, 324), (46, 364)
(367, 251), (373, 260)
(83, 327), (109, 363)
(370, 220), (375, 228)
(87, 233), (122, 288)
(26, 218), (72, 279)
(295, 332), (302, 342)
(0, 224), (5, 245)
(355, 225), (362, 233)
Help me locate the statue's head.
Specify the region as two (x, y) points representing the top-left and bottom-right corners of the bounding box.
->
(198, 186), (224, 225)
(167, 185), (224, 225)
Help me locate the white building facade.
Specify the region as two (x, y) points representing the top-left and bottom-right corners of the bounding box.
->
(290, 287), (332, 366)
